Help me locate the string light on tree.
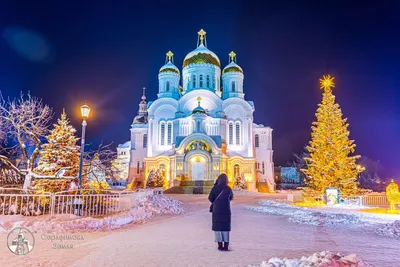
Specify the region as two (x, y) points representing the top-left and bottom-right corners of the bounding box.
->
(34, 109), (80, 177)
(302, 75), (362, 196)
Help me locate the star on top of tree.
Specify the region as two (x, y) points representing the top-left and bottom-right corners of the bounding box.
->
(319, 74), (335, 91)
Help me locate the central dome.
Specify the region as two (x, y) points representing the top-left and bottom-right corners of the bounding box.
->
(183, 44), (220, 68)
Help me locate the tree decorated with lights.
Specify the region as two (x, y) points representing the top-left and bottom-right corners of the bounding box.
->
(302, 75), (361, 196)
(234, 173), (246, 189)
(34, 110), (80, 177)
(146, 169), (165, 188)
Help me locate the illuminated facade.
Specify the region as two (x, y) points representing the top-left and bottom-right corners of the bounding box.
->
(118, 29), (274, 191)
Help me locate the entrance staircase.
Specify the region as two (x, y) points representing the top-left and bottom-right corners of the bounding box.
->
(164, 180), (214, 194)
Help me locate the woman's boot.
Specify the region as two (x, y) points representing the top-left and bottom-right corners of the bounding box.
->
(218, 242), (223, 250)
(223, 242), (229, 251)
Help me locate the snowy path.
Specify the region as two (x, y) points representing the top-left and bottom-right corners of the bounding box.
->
(0, 194), (398, 267)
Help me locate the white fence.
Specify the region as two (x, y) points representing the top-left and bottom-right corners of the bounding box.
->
(342, 194), (389, 208)
(0, 188), (162, 217)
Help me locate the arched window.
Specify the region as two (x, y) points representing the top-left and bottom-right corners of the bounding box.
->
(212, 77), (215, 89)
(232, 81), (236, 92)
(197, 121), (200, 132)
(137, 161), (140, 174)
(192, 75), (196, 88)
(199, 74), (203, 87)
(143, 134), (147, 148)
(235, 122), (240, 145)
(234, 164), (240, 178)
(160, 123), (165, 145)
(228, 123), (233, 145)
(262, 162), (265, 174)
(206, 75), (210, 88)
(255, 134), (259, 148)
(167, 123), (172, 144)
(187, 76), (190, 89)
(166, 81), (170, 91)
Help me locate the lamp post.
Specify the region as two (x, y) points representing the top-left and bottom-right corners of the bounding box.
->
(78, 104), (91, 195)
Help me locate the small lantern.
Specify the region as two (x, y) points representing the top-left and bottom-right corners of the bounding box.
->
(80, 104), (91, 119)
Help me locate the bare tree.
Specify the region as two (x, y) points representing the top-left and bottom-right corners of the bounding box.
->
(358, 156), (382, 191)
(286, 146), (309, 184)
(83, 142), (124, 181)
(0, 93), (53, 188)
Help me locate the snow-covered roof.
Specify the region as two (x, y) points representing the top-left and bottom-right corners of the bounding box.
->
(117, 141), (131, 149)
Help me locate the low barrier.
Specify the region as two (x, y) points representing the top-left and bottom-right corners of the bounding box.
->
(0, 188), (157, 217)
(342, 194), (389, 208)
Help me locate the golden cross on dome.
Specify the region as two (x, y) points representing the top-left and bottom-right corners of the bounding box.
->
(229, 51), (236, 63)
(166, 51), (174, 62)
(319, 74), (335, 92)
(198, 29), (206, 45)
(197, 96), (202, 106)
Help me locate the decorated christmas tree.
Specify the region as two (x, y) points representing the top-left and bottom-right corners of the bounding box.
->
(302, 75), (361, 196)
(34, 110), (80, 177)
(146, 169), (165, 188)
(234, 173), (246, 189)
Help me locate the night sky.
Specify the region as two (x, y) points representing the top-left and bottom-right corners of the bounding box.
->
(1, 1), (399, 178)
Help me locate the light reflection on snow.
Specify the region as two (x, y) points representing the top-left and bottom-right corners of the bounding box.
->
(247, 200), (400, 238)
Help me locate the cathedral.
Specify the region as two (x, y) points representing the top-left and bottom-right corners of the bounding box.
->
(115, 29), (274, 192)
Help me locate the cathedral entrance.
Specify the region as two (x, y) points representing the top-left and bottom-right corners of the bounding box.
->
(190, 155), (206, 180)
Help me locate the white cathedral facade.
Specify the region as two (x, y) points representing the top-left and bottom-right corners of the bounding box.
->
(115, 30), (274, 191)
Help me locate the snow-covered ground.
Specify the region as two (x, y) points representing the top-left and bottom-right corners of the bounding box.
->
(0, 194), (399, 267)
(247, 200), (400, 238)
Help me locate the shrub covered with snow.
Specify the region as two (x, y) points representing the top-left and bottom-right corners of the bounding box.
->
(249, 251), (368, 267)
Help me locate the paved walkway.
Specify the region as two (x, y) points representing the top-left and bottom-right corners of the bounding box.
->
(0, 194), (398, 266)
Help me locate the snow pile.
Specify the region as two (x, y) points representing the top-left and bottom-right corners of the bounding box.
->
(374, 220), (400, 238)
(248, 200), (400, 238)
(250, 251), (368, 267)
(288, 211), (362, 227)
(140, 195), (185, 215)
(0, 195), (184, 233)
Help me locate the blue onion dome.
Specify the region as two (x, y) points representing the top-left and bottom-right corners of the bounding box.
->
(222, 51), (243, 74)
(192, 105), (206, 114)
(183, 29), (220, 68)
(192, 96), (207, 114)
(159, 51), (180, 75)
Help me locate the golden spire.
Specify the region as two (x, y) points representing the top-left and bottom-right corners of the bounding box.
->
(229, 51), (236, 63)
(198, 29), (206, 46)
(166, 51), (174, 62)
(197, 96), (202, 106)
(319, 74), (335, 92)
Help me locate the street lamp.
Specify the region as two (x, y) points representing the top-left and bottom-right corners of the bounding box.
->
(78, 104), (91, 194)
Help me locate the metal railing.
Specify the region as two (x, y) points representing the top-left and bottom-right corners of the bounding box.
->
(0, 188), (157, 217)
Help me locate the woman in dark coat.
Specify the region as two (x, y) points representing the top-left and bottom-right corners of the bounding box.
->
(208, 173), (233, 251)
